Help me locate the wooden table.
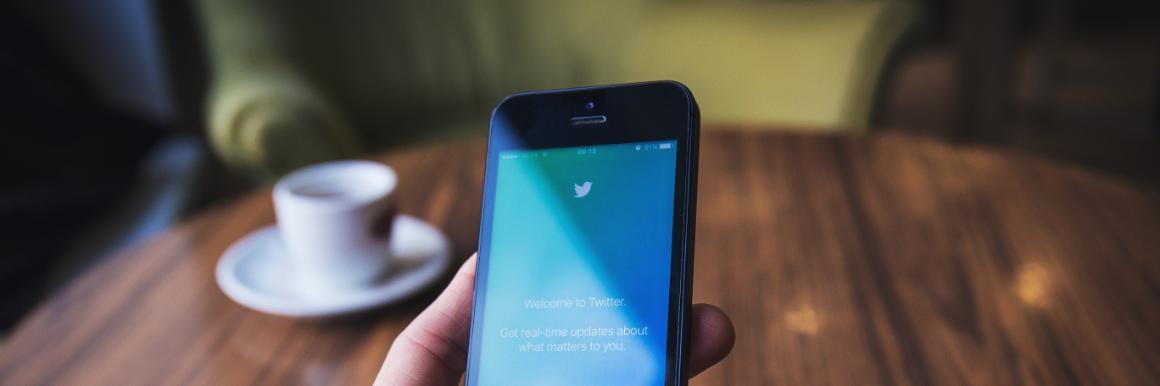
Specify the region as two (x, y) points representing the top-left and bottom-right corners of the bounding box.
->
(2, 130), (1158, 385)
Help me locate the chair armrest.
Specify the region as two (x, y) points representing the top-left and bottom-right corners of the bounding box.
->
(199, 0), (362, 178)
(206, 71), (362, 178)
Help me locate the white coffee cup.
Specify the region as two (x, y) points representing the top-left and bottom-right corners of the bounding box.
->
(273, 160), (398, 293)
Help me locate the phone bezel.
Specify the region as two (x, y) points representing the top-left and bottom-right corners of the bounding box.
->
(466, 81), (700, 385)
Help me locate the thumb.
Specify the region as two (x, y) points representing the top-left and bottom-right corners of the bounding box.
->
(375, 255), (477, 386)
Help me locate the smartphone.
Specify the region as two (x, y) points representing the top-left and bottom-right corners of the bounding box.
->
(465, 81), (700, 385)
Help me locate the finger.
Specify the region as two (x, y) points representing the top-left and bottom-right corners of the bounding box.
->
(374, 255), (477, 386)
(687, 303), (736, 378)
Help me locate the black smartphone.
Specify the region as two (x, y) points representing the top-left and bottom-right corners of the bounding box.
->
(465, 81), (700, 385)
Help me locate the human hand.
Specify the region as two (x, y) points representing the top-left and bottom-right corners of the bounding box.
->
(374, 254), (735, 385)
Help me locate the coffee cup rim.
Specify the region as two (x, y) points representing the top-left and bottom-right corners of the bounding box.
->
(274, 160), (396, 211)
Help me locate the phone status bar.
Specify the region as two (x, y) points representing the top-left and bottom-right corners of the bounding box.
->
(634, 142), (673, 151)
(499, 140), (676, 160)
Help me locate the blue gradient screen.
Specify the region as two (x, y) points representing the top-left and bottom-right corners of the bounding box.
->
(475, 140), (678, 385)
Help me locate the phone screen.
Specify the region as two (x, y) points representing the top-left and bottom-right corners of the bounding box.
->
(474, 139), (679, 385)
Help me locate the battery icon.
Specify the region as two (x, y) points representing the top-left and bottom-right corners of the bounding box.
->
(658, 143), (672, 149)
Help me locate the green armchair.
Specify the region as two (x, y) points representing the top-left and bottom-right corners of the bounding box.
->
(199, 0), (919, 177)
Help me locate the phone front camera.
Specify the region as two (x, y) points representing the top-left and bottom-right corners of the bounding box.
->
(584, 101), (596, 110)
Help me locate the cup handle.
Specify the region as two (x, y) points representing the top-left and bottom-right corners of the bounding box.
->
(370, 202), (398, 241)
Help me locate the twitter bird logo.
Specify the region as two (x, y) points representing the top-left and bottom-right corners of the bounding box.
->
(574, 181), (592, 198)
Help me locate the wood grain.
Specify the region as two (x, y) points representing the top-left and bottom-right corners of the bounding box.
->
(1, 130), (1157, 385)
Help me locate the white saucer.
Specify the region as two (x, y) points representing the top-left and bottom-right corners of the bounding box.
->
(215, 214), (451, 318)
